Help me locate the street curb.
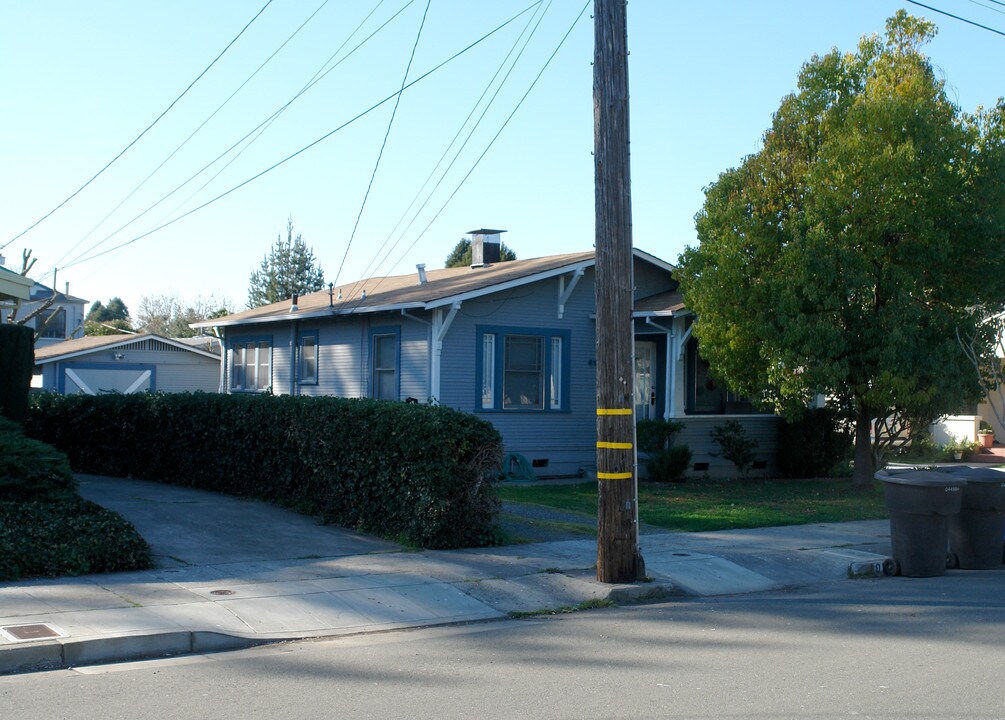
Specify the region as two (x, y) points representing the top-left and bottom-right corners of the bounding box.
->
(0, 631), (267, 676)
(604, 582), (679, 603)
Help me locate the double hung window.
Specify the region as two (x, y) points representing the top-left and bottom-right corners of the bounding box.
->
(477, 326), (569, 412)
(298, 332), (318, 385)
(371, 328), (399, 401)
(231, 339), (271, 392)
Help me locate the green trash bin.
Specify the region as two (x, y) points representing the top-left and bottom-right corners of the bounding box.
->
(875, 469), (965, 577)
(940, 466), (1005, 570)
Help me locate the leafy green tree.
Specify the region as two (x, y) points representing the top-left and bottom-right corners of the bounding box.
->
(248, 217), (325, 308)
(84, 297), (132, 335)
(444, 238), (517, 268)
(136, 294), (233, 338)
(675, 11), (1005, 487)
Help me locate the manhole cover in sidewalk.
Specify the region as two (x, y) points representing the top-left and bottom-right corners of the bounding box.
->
(1, 623), (65, 642)
(209, 589), (236, 596)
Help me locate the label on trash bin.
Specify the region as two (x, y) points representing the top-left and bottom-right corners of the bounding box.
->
(945, 487), (960, 492)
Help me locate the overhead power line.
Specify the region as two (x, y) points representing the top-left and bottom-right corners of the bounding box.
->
(58, 0), (414, 273)
(2, 0), (275, 251)
(46, 0), (335, 277)
(60, 2), (542, 271)
(343, 0), (590, 314)
(904, 0), (1005, 36)
(341, 0), (553, 305)
(332, 0), (433, 289)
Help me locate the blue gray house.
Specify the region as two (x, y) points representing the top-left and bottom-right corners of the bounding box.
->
(194, 231), (778, 477)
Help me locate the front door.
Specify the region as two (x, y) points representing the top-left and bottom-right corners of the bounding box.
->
(634, 341), (657, 421)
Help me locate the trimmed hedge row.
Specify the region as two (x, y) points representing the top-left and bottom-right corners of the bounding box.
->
(26, 392), (504, 549)
(0, 498), (153, 581)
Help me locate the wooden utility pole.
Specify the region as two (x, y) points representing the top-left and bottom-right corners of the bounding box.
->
(594, 0), (641, 583)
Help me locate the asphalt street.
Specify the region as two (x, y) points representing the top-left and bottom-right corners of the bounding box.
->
(3, 571), (1002, 720)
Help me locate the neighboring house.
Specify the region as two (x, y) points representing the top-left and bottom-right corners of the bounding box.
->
(194, 230), (779, 478)
(34, 333), (222, 395)
(0, 263), (32, 303)
(7, 279), (88, 348)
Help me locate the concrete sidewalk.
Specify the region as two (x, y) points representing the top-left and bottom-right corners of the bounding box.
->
(0, 476), (897, 675)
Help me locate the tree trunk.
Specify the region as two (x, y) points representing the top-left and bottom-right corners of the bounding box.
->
(853, 403), (875, 488)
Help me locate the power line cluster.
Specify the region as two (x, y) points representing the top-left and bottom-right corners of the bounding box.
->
(5, 1), (590, 301)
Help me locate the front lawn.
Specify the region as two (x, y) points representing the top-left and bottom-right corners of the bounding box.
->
(497, 479), (887, 533)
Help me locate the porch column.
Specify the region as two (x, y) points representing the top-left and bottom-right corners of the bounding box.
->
(665, 329), (674, 420)
(430, 302), (461, 403)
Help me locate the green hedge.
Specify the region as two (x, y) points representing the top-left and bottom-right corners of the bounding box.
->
(0, 498), (153, 581)
(0, 415), (78, 502)
(26, 392), (504, 549)
(0, 323), (33, 422)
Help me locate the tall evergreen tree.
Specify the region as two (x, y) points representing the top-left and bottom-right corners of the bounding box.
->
(247, 218), (325, 308)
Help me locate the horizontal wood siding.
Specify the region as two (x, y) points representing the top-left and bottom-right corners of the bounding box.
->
(399, 316), (430, 401)
(308, 320), (365, 397)
(672, 415), (781, 479)
(440, 270), (599, 476)
(634, 255), (677, 298)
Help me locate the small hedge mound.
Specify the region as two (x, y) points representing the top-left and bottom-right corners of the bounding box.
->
(0, 415), (77, 502)
(0, 498), (153, 581)
(0, 417), (152, 582)
(26, 392), (504, 549)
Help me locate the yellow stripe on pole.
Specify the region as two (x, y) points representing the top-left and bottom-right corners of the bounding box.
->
(596, 408), (632, 415)
(597, 441), (633, 450)
(597, 471), (633, 480)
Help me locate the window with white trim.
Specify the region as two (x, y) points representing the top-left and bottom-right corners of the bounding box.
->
(477, 326), (569, 412)
(231, 339), (271, 392)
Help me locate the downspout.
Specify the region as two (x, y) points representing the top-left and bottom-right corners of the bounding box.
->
(290, 322), (298, 396)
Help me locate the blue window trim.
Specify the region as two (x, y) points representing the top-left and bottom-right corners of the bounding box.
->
(229, 334), (273, 393)
(58, 361), (157, 394)
(297, 329), (319, 386)
(475, 325), (571, 413)
(369, 325), (401, 401)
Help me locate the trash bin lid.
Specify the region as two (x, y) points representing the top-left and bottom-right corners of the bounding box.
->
(875, 469), (966, 486)
(937, 466), (1005, 484)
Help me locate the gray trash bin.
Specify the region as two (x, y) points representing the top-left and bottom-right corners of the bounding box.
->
(875, 469), (965, 577)
(939, 466), (1005, 570)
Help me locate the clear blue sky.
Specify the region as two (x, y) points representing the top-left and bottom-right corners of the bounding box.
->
(2, 0), (1002, 317)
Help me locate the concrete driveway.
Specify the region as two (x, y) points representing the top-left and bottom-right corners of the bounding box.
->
(75, 474), (401, 567)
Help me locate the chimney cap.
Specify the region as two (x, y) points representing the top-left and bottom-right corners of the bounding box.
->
(467, 228), (506, 236)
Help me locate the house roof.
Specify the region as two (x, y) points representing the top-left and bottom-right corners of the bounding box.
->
(34, 333), (221, 364)
(633, 291), (686, 317)
(29, 282), (88, 305)
(193, 248), (685, 329)
(0, 265), (32, 301)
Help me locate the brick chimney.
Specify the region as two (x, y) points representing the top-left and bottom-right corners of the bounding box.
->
(468, 229), (505, 268)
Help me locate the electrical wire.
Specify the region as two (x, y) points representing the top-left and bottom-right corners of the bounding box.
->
(2, 0), (275, 251)
(338, 0), (550, 307)
(963, 0), (1005, 16)
(904, 0), (1005, 36)
(46, 0), (335, 277)
(340, 0), (590, 315)
(59, 0), (413, 273)
(331, 0), (432, 288)
(60, 4), (541, 271)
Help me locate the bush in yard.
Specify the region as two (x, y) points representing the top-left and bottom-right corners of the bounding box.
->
(0, 415), (77, 502)
(636, 419), (691, 483)
(26, 392), (504, 549)
(711, 420), (758, 479)
(777, 408), (853, 478)
(0, 498), (152, 581)
(0, 415), (151, 582)
(0, 323), (33, 422)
